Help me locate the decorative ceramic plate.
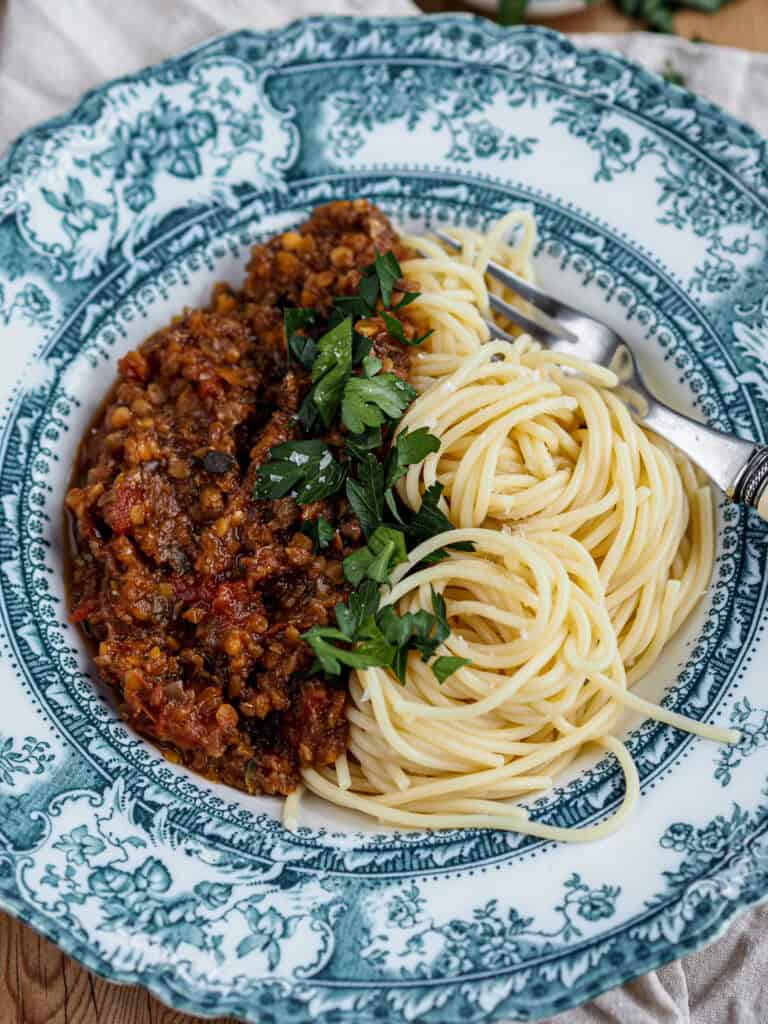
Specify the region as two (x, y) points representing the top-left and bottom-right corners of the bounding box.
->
(1, 14), (767, 1023)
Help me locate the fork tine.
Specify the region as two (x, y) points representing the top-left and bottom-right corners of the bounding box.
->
(482, 316), (516, 343)
(482, 305), (566, 349)
(431, 227), (580, 329)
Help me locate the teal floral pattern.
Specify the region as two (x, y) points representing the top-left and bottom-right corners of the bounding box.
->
(0, 15), (767, 1024)
(0, 282), (52, 326)
(659, 805), (752, 887)
(3, 57), (295, 278)
(715, 699), (768, 786)
(362, 875), (620, 979)
(53, 825), (106, 866)
(41, 176), (111, 242)
(552, 100), (653, 182)
(322, 65), (539, 164)
(550, 89), (765, 297)
(8, 779), (337, 976)
(94, 100), (218, 208)
(0, 736), (54, 786)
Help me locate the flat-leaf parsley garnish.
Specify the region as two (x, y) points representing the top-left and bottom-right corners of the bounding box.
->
(310, 317), (353, 427)
(305, 620), (395, 676)
(431, 655), (472, 684)
(285, 308), (317, 368)
(253, 440), (346, 504)
(381, 311), (433, 347)
(304, 583), (465, 684)
(343, 525), (408, 585)
(341, 373), (417, 434)
(255, 242), (473, 685)
(386, 428), (441, 487)
(372, 249), (401, 307)
(346, 453), (385, 537)
(301, 515), (336, 552)
(405, 483), (475, 562)
(345, 425), (384, 461)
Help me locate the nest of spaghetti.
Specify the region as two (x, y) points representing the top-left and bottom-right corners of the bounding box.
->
(303, 271), (733, 840)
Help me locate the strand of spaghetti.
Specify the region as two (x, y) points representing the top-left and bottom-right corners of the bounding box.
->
(385, 698), (622, 785)
(360, 710), (618, 806)
(592, 672), (739, 743)
(302, 737), (639, 842)
(334, 751), (351, 791)
(282, 786), (303, 832)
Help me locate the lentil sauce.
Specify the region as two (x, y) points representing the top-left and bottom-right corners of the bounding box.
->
(65, 200), (414, 796)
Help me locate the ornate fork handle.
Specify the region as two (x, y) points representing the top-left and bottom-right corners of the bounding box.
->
(732, 447), (768, 520)
(642, 400), (768, 523)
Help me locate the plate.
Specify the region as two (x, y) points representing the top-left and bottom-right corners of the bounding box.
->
(1, 14), (767, 1023)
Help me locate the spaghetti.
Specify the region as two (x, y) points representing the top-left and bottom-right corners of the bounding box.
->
(300, 213), (738, 839)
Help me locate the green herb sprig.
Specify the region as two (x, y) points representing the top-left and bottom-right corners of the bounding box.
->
(304, 582), (471, 685)
(252, 245), (470, 685)
(301, 515), (335, 552)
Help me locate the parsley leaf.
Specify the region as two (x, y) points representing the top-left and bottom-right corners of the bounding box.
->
(343, 525), (407, 585)
(342, 373), (417, 435)
(432, 655), (472, 684)
(334, 294), (372, 320)
(306, 564), (472, 684)
(284, 308), (317, 368)
(302, 621), (395, 676)
(373, 249), (402, 308)
(297, 391), (321, 434)
(345, 426), (382, 461)
(391, 588), (450, 664)
(362, 355), (382, 378)
(376, 605), (416, 649)
(253, 440), (346, 504)
(381, 311), (434, 347)
(360, 271), (380, 311)
(376, 606), (433, 682)
(367, 539), (400, 583)
(346, 453), (385, 537)
(405, 483), (457, 544)
(384, 588), (445, 646)
(333, 270), (380, 321)
(430, 588), (451, 647)
(335, 579), (380, 639)
(374, 587), (461, 682)
(311, 317), (353, 427)
(405, 483), (475, 561)
(352, 332), (373, 365)
(384, 487), (404, 524)
(387, 428), (441, 489)
(301, 515), (335, 552)
(334, 250), (412, 324)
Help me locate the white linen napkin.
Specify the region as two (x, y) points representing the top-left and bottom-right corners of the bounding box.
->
(0, 0), (417, 154)
(573, 31), (768, 135)
(1, 3), (765, 1022)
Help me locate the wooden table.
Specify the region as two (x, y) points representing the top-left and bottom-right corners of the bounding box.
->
(3, 2), (766, 1021)
(421, 0), (768, 48)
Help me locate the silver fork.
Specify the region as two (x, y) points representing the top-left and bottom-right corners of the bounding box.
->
(433, 228), (768, 522)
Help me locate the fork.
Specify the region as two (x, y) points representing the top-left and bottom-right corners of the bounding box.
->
(432, 228), (768, 523)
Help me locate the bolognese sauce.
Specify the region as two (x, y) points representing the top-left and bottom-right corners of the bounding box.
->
(65, 200), (415, 797)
